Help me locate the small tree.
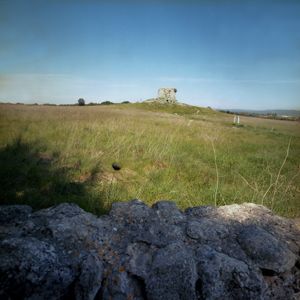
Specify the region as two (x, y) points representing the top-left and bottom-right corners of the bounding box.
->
(78, 98), (85, 106)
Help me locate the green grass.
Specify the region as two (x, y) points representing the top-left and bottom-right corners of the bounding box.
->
(126, 101), (217, 116)
(0, 102), (299, 217)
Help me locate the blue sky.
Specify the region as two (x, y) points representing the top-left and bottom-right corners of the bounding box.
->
(0, 0), (299, 109)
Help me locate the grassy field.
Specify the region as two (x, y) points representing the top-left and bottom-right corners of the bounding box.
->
(0, 102), (299, 217)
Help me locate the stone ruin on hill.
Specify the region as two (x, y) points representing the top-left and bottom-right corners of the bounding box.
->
(0, 200), (299, 299)
(157, 88), (177, 103)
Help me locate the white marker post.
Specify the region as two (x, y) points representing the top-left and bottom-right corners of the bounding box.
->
(237, 116), (240, 125)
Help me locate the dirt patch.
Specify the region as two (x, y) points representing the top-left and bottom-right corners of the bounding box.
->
(98, 168), (140, 184)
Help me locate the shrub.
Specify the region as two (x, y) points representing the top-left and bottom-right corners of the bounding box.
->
(78, 98), (85, 106)
(100, 101), (114, 105)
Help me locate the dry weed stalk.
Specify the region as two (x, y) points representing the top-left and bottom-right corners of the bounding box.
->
(270, 137), (292, 209)
(210, 138), (219, 206)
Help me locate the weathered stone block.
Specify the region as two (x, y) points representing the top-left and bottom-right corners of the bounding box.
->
(157, 88), (177, 103)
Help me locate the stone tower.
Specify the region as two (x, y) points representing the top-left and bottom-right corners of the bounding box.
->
(157, 88), (177, 103)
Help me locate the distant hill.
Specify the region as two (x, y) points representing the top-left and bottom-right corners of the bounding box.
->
(220, 109), (300, 117)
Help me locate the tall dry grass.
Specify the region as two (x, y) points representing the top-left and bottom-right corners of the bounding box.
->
(0, 103), (299, 217)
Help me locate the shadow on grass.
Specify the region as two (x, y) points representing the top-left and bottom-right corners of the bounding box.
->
(0, 137), (107, 215)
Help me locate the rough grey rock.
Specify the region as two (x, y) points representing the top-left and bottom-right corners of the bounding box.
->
(237, 225), (297, 273)
(0, 204), (32, 225)
(0, 201), (299, 300)
(195, 245), (268, 299)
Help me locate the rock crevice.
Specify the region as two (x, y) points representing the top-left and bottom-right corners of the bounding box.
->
(0, 200), (299, 299)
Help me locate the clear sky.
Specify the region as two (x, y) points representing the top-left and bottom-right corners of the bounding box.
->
(0, 0), (299, 109)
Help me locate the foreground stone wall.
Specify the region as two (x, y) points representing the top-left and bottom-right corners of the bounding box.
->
(0, 200), (299, 299)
